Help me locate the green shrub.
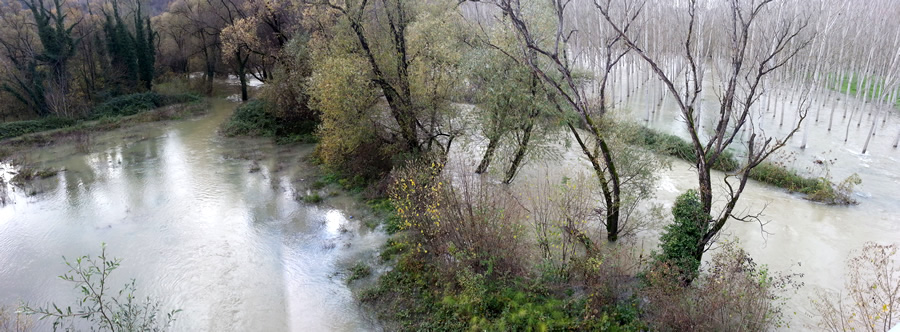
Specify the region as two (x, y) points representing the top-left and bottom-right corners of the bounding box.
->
(90, 92), (198, 119)
(0, 118), (77, 140)
(302, 193), (323, 204)
(222, 100), (278, 137)
(363, 247), (644, 331)
(222, 99), (320, 144)
(368, 198), (403, 233)
(654, 190), (710, 281)
(749, 162), (820, 192)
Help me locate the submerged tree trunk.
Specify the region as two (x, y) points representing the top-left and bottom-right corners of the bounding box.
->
(503, 119), (535, 184)
(475, 136), (500, 174)
(236, 50), (250, 102)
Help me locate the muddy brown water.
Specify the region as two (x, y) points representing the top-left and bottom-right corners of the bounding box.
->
(454, 78), (900, 330)
(0, 99), (385, 331)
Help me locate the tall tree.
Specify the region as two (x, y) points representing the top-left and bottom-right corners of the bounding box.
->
(307, 0), (422, 152)
(597, 0), (814, 271)
(464, 0), (640, 242)
(0, 0), (77, 117)
(103, 0), (155, 91)
(29, 0), (78, 111)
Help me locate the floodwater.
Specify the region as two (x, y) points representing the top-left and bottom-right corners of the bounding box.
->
(0, 99), (385, 331)
(456, 72), (900, 329)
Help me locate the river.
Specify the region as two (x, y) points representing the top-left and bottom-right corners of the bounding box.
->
(2, 79), (898, 330)
(0, 99), (385, 331)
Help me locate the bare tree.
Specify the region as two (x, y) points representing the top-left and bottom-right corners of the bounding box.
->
(463, 0), (646, 242)
(597, 0), (814, 261)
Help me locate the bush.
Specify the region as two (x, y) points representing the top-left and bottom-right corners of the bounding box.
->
(222, 99), (320, 144)
(91, 92), (199, 119)
(222, 100), (278, 137)
(347, 262), (372, 283)
(390, 162), (527, 277)
(302, 193), (323, 204)
(811, 242), (900, 332)
(643, 240), (802, 331)
(748, 162), (860, 204)
(654, 190), (710, 281)
(748, 162), (820, 193)
(0, 117), (77, 140)
(363, 242), (645, 331)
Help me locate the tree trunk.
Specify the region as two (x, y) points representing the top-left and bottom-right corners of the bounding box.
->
(236, 51), (249, 102)
(475, 136), (500, 174)
(503, 120), (535, 184)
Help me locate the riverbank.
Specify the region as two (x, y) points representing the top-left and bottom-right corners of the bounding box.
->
(216, 100), (865, 330)
(630, 126), (859, 205)
(0, 99), (207, 165)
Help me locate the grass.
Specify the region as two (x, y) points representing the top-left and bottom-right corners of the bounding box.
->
(748, 162), (837, 202)
(630, 126), (740, 172)
(347, 262), (372, 283)
(1, 92), (201, 141)
(826, 73), (900, 109)
(302, 193), (323, 204)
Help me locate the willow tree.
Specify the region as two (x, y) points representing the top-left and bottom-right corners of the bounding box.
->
(462, 0), (645, 242)
(465, 44), (556, 183)
(306, 0), (466, 173)
(598, 0), (814, 266)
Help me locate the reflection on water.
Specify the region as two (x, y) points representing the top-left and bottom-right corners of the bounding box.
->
(0, 99), (384, 331)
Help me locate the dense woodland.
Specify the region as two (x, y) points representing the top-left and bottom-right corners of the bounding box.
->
(2, 0), (900, 331)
